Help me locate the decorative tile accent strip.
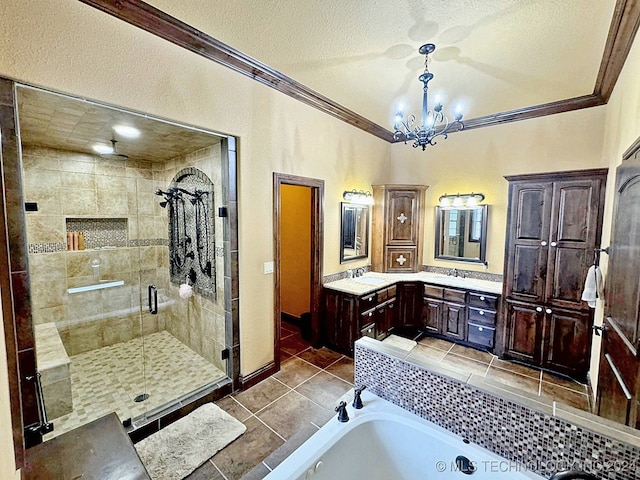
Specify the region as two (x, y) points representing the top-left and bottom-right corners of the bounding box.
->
(66, 218), (128, 249)
(215, 246), (224, 257)
(423, 264), (503, 282)
(354, 339), (640, 480)
(323, 265), (370, 283)
(128, 238), (168, 247)
(28, 242), (67, 254)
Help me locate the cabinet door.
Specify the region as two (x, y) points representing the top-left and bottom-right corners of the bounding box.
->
(386, 189), (419, 245)
(546, 179), (604, 309)
(504, 182), (552, 303)
(397, 282), (422, 327)
(422, 297), (443, 334)
(504, 300), (544, 365)
(543, 307), (591, 379)
(383, 299), (397, 335)
(323, 290), (356, 354)
(442, 301), (465, 340)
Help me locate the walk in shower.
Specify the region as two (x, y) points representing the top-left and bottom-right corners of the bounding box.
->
(18, 86), (233, 438)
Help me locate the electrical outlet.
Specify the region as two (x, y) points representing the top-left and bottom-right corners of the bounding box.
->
(263, 261), (274, 274)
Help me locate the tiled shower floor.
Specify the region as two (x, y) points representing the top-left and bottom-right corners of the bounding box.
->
(45, 330), (226, 440)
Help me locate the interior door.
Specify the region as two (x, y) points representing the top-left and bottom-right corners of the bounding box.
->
(597, 148), (640, 427)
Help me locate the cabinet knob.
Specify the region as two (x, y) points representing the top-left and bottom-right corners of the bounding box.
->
(546, 308), (552, 314)
(541, 241), (547, 246)
(479, 310), (485, 316)
(480, 296), (485, 301)
(478, 327), (484, 332)
(550, 241), (557, 247)
(368, 312), (373, 316)
(536, 307), (543, 312)
(368, 328), (373, 333)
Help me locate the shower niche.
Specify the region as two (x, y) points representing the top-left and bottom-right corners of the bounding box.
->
(157, 167), (216, 299)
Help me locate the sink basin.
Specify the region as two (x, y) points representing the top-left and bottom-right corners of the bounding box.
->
(353, 277), (387, 286)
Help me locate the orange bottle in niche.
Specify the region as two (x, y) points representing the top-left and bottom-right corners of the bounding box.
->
(78, 232), (86, 250)
(66, 232), (73, 251)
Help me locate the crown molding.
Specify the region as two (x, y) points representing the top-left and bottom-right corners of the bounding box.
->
(80, 0), (640, 143)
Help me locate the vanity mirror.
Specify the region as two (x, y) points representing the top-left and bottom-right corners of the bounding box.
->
(435, 205), (488, 263)
(340, 202), (369, 263)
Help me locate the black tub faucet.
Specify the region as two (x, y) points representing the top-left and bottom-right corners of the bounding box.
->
(352, 386), (366, 409)
(549, 471), (599, 480)
(335, 401), (349, 422)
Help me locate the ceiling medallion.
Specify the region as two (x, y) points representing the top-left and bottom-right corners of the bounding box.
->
(393, 43), (464, 151)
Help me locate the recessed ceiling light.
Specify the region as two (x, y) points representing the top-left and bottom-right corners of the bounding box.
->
(113, 125), (141, 138)
(93, 144), (114, 155)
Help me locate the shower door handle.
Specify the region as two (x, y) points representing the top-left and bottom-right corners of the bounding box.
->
(148, 285), (158, 314)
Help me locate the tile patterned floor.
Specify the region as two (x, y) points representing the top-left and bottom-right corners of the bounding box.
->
(409, 336), (592, 412)
(45, 330), (226, 440)
(187, 322), (354, 480)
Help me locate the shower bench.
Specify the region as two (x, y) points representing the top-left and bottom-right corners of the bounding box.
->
(34, 323), (72, 419)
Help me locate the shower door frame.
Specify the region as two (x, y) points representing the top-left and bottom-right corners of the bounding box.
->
(0, 78), (241, 460)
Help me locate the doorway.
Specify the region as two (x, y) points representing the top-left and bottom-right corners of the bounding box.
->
(273, 174), (324, 370)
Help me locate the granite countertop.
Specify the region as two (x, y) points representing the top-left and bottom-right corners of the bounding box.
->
(324, 272), (503, 296)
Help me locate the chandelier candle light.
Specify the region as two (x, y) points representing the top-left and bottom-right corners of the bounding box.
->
(393, 43), (464, 150)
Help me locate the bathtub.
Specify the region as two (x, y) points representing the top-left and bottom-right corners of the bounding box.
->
(265, 390), (545, 479)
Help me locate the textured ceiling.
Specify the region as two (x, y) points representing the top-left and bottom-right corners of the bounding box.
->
(146, 0), (617, 127)
(17, 87), (222, 162)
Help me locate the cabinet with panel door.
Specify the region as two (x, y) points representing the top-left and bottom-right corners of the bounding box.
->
(422, 284), (500, 349)
(323, 284), (397, 356)
(371, 185), (428, 273)
(499, 168), (607, 379)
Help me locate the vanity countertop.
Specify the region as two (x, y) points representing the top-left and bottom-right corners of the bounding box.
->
(324, 272), (503, 296)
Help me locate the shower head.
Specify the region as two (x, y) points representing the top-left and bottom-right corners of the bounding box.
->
(100, 139), (129, 160)
(159, 201), (168, 208)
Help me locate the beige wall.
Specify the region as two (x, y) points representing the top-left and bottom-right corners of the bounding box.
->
(0, 1), (391, 378)
(390, 106), (608, 275)
(0, 1), (635, 408)
(281, 185), (312, 318)
(589, 26), (640, 395)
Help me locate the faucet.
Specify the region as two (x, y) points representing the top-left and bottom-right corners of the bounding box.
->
(549, 471), (599, 480)
(355, 267), (365, 277)
(352, 385), (366, 409)
(335, 401), (349, 422)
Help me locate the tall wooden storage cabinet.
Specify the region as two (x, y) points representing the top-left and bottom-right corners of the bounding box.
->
(498, 168), (607, 380)
(371, 185), (427, 273)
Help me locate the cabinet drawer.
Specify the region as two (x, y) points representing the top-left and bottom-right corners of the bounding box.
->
(361, 307), (376, 323)
(444, 288), (466, 304)
(424, 284), (444, 298)
(467, 322), (495, 348)
(361, 322), (376, 339)
(468, 292), (499, 310)
(468, 307), (497, 325)
(361, 293), (377, 306)
(387, 285), (397, 299)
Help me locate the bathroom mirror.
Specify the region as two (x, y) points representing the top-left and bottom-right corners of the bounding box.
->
(340, 202), (369, 263)
(435, 205), (488, 263)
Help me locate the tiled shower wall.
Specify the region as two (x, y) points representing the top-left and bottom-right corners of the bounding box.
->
(354, 338), (640, 480)
(23, 145), (226, 371)
(160, 145), (226, 372)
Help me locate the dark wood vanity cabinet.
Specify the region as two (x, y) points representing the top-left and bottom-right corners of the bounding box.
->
(421, 284), (499, 349)
(500, 168), (607, 379)
(371, 185), (427, 273)
(323, 285), (397, 355)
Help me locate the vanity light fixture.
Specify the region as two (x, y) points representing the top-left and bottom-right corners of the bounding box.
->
(343, 189), (374, 205)
(439, 193), (485, 207)
(393, 43), (464, 151)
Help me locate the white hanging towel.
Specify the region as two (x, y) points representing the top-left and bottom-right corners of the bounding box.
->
(581, 265), (603, 308)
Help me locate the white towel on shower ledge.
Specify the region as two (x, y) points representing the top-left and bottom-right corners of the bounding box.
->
(581, 265), (603, 308)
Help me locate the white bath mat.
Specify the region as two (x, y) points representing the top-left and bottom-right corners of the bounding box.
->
(135, 403), (246, 480)
(382, 334), (417, 352)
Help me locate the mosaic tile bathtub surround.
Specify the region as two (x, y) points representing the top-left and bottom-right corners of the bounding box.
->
(354, 338), (640, 480)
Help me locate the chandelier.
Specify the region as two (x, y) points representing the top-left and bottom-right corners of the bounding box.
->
(393, 43), (464, 150)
